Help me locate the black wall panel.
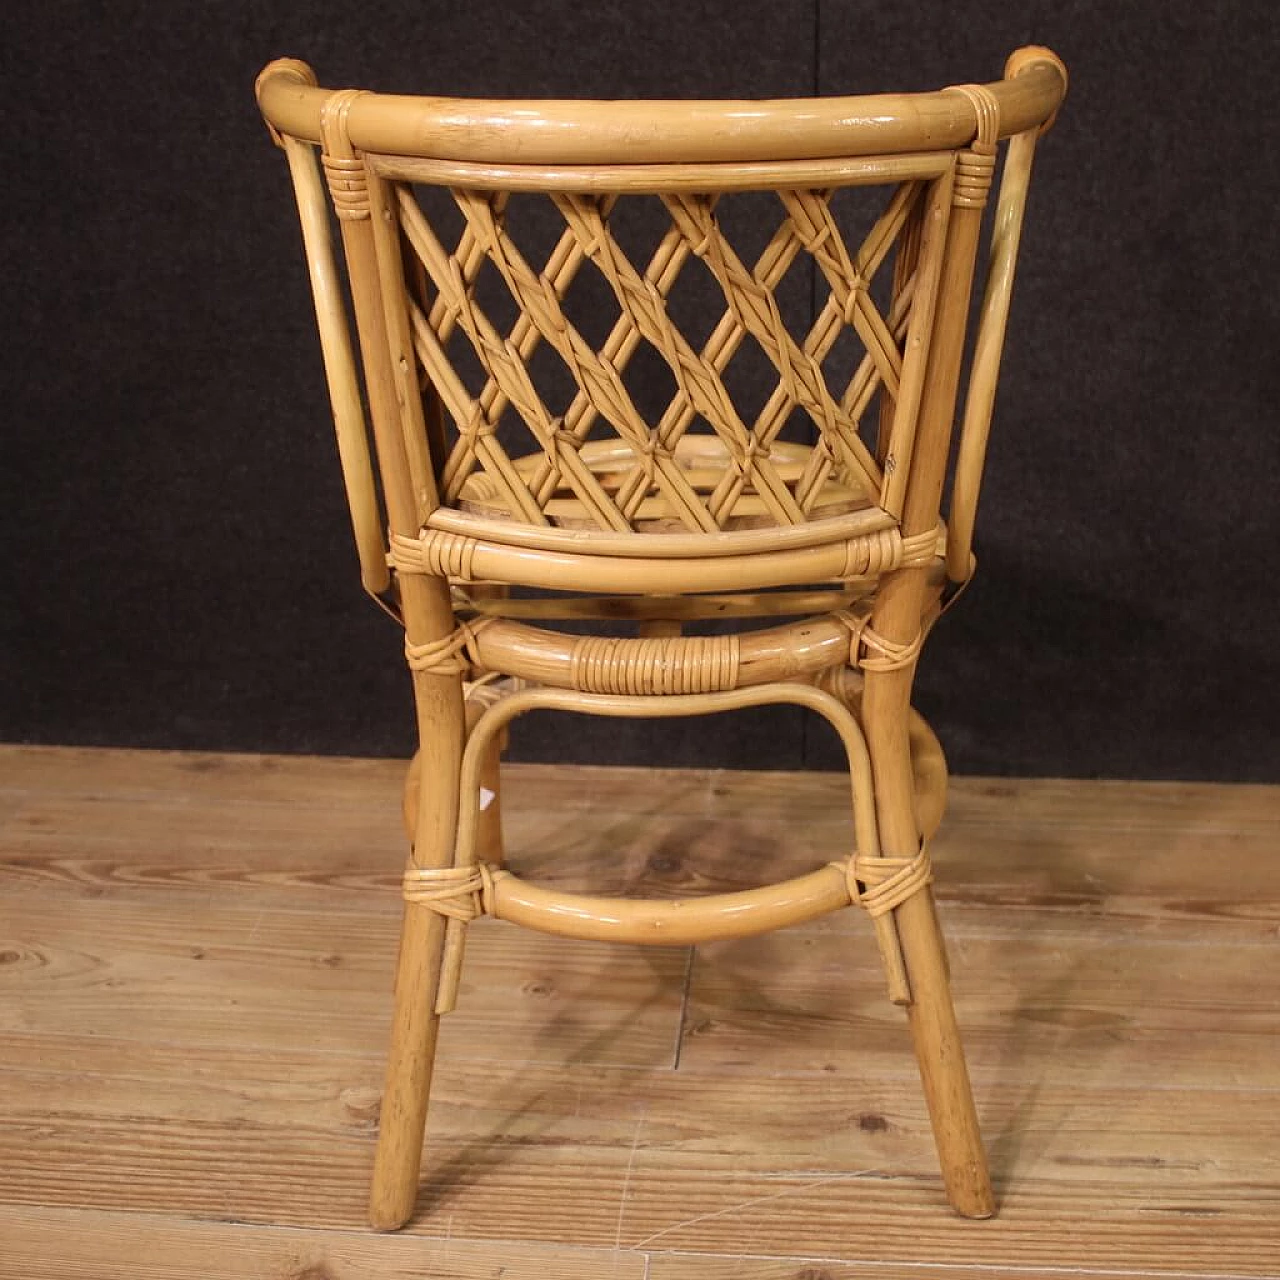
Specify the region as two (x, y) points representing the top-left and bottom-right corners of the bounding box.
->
(4, 1), (1277, 781)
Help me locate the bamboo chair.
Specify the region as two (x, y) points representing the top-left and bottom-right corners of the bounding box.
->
(256, 47), (1068, 1230)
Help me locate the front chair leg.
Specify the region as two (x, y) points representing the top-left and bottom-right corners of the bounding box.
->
(859, 651), (992, 1218)
(368, 900), (450, 1230)
(893, 884), (994, 1218)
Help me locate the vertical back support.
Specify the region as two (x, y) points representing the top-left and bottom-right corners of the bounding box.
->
(947, 126), (1041, 583)
(258, 59), (389, 596)
(950, 46), (1068, 582)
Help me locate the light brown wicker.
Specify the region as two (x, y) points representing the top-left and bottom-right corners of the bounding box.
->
(257, 45), (1068, 1232)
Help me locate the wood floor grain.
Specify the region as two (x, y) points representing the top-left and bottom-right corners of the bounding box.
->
(1, 745), (1277, 1277)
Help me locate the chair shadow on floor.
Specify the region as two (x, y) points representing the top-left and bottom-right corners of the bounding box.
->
(407, 735), (1181, 1222)
(410, 807), (829, 1220)
(414, 933), (689, 1219)
(967, 829), (1149, 1204)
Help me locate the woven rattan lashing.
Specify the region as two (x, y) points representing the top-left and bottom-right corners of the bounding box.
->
(257, 46), (1067, 1234)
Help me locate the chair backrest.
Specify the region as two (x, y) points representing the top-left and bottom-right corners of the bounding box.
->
(257, 49), (1066, 596)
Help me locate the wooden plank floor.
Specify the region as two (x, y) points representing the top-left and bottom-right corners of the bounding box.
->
(1, 745), (1277, 1278)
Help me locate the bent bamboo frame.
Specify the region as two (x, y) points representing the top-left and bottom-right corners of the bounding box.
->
(453, 609), (897, 694)
(401, 670), (952, 849)
(452, 585), (884, 623)
(426, 496), (896, 558)
(257, 44), (1067, 1229)
(403, 676), (947, 848)
(454, 682), (880, 868)
(279, 136), (389, 595)
(490, 864), (850, 946)
(256, 59), (1066, 165)
(372, 151), (951, 195)
(389, 523), (938, 596)
(946, 126), (1038, 582)
(429, 682), (924, 1013)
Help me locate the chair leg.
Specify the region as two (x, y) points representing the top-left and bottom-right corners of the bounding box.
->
(893, 883), (994, 1218)
(857, 651), (993, 1218)
(468, 699), (506, 868)
(378, 692), (499, 1228)
(368, 901), (449, 1230)
(372, 640), (468, 1232)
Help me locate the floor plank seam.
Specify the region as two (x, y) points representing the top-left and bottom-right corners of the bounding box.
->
(647, 1254), (1273, 1279)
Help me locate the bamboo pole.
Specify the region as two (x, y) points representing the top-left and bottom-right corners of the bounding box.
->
(311, 96), (462, 1231)
(257, 61), (1066, 164)
(273, 122), (388, 595)
(860, 134), (997, 1217)
(946, 127), (1039, 583)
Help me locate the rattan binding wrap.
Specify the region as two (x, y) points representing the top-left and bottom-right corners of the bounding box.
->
(402, 863), (495, 922)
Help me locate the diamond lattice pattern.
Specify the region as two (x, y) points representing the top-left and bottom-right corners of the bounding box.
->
(397, 180), (927, 533)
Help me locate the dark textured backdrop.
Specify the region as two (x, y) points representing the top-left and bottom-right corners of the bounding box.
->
(4, 1), (1278, 781)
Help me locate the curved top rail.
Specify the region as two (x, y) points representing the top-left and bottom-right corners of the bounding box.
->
(256, 47), (1066, 165)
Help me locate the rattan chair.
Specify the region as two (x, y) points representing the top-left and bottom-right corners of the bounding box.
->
(256, 47), (1067, 1230)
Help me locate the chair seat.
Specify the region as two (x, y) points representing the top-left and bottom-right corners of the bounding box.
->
(404, 436), (922, 596)
(456, 435), (873, 532)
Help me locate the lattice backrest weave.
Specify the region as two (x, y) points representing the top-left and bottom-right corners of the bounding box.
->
(388, 172), (946, 536)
